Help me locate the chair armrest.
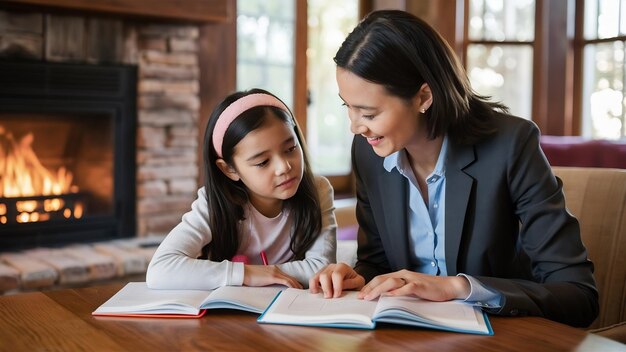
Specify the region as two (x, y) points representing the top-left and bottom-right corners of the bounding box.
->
(589, 321), (626, 344)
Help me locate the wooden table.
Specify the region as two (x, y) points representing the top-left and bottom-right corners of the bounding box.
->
(0, 283), (624, 352)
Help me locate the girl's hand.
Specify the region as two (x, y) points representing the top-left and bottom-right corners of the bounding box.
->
(243, 265), (303, 289)
(308, 263), (366, 298)
(358, 269), (470, 301)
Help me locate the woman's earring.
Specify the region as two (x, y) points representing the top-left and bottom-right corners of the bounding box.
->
(420, 108), (426, 113)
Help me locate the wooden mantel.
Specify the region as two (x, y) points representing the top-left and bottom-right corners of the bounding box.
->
(1, 0), (231, 22)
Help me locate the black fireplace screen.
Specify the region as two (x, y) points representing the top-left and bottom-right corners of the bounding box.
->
(0, 61), (136, 250)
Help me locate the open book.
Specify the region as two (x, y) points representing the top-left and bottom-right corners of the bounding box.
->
(258, 288), (493, 335)
(92, 282), (284, 318)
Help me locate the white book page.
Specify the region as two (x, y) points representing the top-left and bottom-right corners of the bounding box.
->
(259, 288), (378, 327)
(374, 296), (481, 330)
(93, 282), (212, 315)
(200, 285), (285, 313)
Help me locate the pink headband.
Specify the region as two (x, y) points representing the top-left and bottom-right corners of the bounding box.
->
(212, 93), (290, 158)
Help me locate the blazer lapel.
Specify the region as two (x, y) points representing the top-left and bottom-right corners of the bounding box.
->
(378, 168), (411, 269)
(445, 143), (476, 275)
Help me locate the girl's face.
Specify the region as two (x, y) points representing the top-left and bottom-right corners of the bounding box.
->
(219, 112), (304, 217)
(336, 67), (431, 157)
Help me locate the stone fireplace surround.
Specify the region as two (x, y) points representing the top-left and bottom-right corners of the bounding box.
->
(1, 8), (201, 237)
(0, 8), (203, 292)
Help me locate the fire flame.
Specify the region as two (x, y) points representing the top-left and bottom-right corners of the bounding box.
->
(0, 126), (77, 198)
(0, 125), (80, 224)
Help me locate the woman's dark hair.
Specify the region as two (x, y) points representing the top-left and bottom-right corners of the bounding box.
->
(200, 88), (322, 261)
(335, 10), (508, 145)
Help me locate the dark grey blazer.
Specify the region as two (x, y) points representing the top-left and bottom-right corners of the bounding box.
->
(352, 113), (598, 327)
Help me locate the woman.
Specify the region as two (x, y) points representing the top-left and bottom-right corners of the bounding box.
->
(309, 10), (598, 327)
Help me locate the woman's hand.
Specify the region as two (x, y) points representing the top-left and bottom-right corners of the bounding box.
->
(358, 269), (470, 301)
(243, 265), (303, 289)
(308, 263), (366, 298)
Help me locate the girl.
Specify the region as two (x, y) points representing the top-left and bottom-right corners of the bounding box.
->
(147, 89), (337, 290)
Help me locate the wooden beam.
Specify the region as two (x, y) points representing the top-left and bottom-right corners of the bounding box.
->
(532, 0), (575, 135)
(2, 0), (231, 23)
(197, 0), (236, 184)
(293, 0), (307, 137)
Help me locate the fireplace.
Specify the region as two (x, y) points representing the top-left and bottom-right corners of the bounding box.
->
(0, 60), (137, 250)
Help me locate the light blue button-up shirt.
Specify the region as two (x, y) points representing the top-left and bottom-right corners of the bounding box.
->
(383, 136), (501, 307)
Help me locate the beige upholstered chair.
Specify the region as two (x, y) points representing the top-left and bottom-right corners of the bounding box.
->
(552, 167), (626, 342)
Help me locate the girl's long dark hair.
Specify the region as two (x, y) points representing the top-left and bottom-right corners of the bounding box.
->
(335, 10), (508, 145)
(200, 88), (322, 261)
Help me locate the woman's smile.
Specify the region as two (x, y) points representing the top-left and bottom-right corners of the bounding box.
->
(364, 135), (384, 147)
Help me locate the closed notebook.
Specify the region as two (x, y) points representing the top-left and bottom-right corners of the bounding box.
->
(92, 282), (284, 318)
(258, 288), (493, 335)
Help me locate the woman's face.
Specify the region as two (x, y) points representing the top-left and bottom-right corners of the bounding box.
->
(218, 112), (304, 217)
(336, 67), (430, 157)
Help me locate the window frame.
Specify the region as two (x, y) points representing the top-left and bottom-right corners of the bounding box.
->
(460, 0), (576, 136)
(576, 0), (626, 139)
(294, 0), (357, 196)
(463, 0), (536, 121)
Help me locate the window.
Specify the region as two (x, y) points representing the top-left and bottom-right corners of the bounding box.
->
(236, 1), (296, 108)
(306, 0), (358, 176)
(465, 0), (535, 119)
(581, 0), (626, 139)
(463, 0), (626, 139)
(236, 1), (359, 193)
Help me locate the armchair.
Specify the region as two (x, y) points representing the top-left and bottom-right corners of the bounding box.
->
(553, 166), (626, 343)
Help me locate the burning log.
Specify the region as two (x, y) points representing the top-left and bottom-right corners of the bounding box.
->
(0, 125), (81, 224)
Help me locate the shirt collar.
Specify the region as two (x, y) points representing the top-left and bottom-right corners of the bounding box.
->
(383, 135), (449, 178)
